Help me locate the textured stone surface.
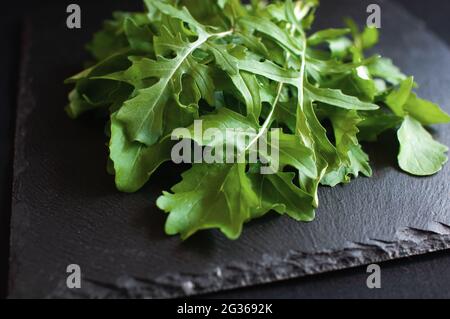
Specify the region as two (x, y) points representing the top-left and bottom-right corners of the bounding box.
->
(9, 0), (450, 298)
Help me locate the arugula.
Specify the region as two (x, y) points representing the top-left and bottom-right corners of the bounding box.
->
(66, 0), (450, 239)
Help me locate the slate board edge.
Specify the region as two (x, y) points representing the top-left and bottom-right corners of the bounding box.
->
(8, 3), (450, 299)
(47, 226), (450, 298)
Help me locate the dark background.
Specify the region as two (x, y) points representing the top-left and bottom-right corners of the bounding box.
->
(1, 0), (450, 299)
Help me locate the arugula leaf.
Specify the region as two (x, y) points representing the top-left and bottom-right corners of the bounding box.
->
(179, 108), (317, 179)
(367, 57), (406, 85)
(328, 37), (353, 59)
(357, 110), (402, 142)
(383, 77), (450, 175)
(308, 28), (350, 46)
(398, 116), (448, 176)
(328, 109), (362, 161)
(404, 93), (450, 125)
(206, 43), (262, 120)
(238, 16), (303, 55)
(250, 172), (315, 221)
(305, 82), (378, 110)
(124, 17), (154, 54)
(157, 162), (259, 240)
(66, 0), (450, 240)
(86, 12), (130, 61)
(116, 24), (216, 145)
(385, 76), (414, 116)
(321, 108), (372, 186)
(109, 116), (173, 192)
(321, 144), (372, 186)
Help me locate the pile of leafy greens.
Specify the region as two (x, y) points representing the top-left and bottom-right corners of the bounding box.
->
(66, 0), (450, 240)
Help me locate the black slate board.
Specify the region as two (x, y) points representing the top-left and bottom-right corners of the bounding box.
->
(9, 0), (450, 298)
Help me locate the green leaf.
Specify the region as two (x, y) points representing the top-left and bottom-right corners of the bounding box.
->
(321, 68), (377, 102)
(66, 89), (96, 119)
(328, 108), (361, 161)
(322, 144), (372, 186)
(113, 24), (215, 145)
(176, 0), (232, 27)
(65, 53), (132, 84)
(397, 116), (448, 176)
(305, 82), (379, 110)
(238, 15), (303, 55)
(157, 163), (259, 240)
(237, 56), (300, 85)
(361, 27), (379, 49)
(149, 0), (205, 31)
(296, 100), (339, 207)
(385, 76), (414, 116)
(86, 12), (131, 61)
(404, 93), (450, 125)
(321, 108), (372, 186)
(345, 19), (379, 61)
(306, 55), (379, 79)
(367, 57), (406, 85)
(180, 108), (317, 179)
(250, 172), (315, 221)
(357, 110), (403, 142)
(109, 98), (195, 192)
(66, 0), (450, 240)
(206, 43), (262, 119)
(109, 115), (173, 192)
(308, 28), (350, 46)
(124, 17), (154, 54)
(328, 37), (353, 59)
(384, 76), (450, 126)
(269, 130), (317, 178)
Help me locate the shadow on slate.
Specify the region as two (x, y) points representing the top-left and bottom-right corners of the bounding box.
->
(9, 0), (450, 298)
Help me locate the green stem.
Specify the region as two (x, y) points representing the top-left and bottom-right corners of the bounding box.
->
(245, 82), (283, 152)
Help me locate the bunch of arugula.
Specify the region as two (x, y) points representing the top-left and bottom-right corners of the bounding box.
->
(66, 0), (450, 240)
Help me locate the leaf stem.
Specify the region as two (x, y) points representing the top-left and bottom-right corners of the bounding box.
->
(211, 29), (234, 38)
(297, 36), (307, 111)
(245, 82), (284, 152)
(245, 3), (304, 152)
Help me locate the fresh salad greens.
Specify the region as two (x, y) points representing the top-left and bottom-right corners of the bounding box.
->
(66, 0), (450, 239)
